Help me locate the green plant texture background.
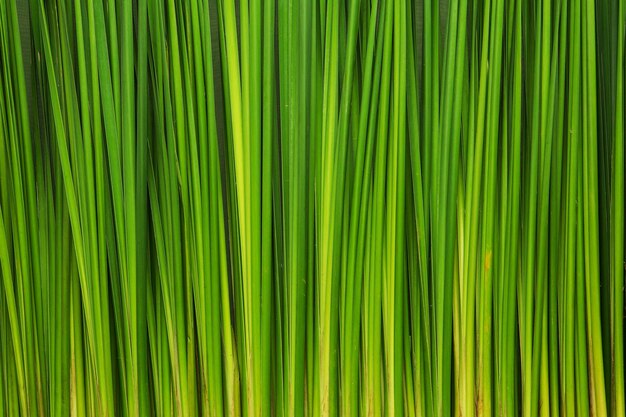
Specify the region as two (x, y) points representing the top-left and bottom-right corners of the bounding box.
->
(1, 0), (624, 416)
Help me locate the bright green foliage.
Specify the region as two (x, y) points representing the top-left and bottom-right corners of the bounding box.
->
(1, 0), (625, 416)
